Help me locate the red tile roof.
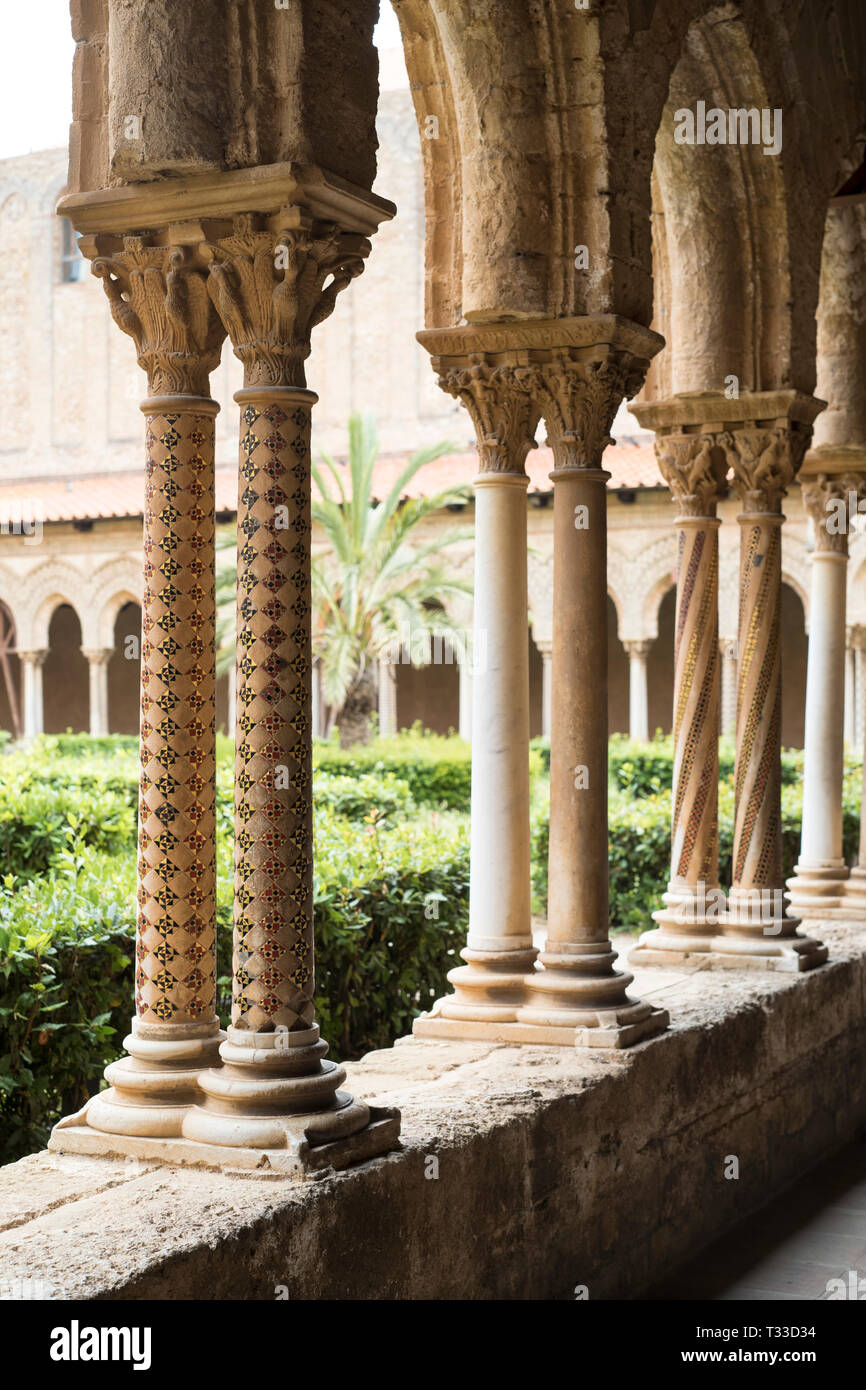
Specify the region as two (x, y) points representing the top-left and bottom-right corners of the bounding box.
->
(0, 440), (661, 525)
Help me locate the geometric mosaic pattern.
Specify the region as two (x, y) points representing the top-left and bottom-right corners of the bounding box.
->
(231, 392), (315, 1033)
(135, 410), (217, 1026)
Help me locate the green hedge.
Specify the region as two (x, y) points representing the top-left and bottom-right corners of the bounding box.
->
(314, 732), (474, 809)
(0, 809), (469, 1164)
(532, 772), (863, 931)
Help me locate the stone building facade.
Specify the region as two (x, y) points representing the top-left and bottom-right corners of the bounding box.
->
(1, 81), (856, 747)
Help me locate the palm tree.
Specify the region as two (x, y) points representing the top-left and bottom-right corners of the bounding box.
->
(215, 414), (473, 747)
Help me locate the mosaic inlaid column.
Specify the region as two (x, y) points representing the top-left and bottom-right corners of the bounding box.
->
(518, 347), (667, 1046)
(414, 356), (540, 1035)
(714, 426), (827, 969)
(632, 434), (727, 962)
(788, 474), (865, 918)
(184, 215), (399, 1163)
(54, 241), (226, 1145)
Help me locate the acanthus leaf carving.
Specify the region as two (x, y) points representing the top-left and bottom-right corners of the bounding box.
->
(437, 355), (540, 475)
(205, 215), (370, 389)
(92, 239), (226, 397)
(537, 351), (648, 470)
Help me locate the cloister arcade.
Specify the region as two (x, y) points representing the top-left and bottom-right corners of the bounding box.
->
(2, 0), (866, 1301)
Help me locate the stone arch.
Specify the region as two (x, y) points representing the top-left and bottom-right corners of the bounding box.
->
(614, 532), (677, 641)
(20, 562), (89, 650)
(88, 556), (143, 648)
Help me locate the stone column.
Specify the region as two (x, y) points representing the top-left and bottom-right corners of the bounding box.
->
(458, 650), (473, 741)
(414, 353), (540, 1034)
(377, 659), (398, 737)
(632, 433), (728, 962)
(787, 474), (865, 918)
(844, 636), (857, 745)
(183, 214), (399, 1168)
(537, 638), (553, 738)
(719, 637), (738, 738)
(19, 649), (47, 737)
(83, 647), (113, 737)
(714, 423), (827, 968)
(853, 630), (866, 752)
(623, 639), (651, 742)
(52, 240), (227, 1151)
(518, 341), (667, 1047)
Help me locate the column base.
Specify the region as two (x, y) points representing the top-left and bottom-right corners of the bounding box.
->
(710, 899), (828, 971)
(842, 865), (866, 916)
(421, 941), (538, 1025)
(47, 1107), (400, 1179)
(786, 861), (852, 918)
(628, 890), (722, 965)
(49, 1023), (401, 1178)
(414, 941), (669, 1048)
(50, 1016), (225, 1142)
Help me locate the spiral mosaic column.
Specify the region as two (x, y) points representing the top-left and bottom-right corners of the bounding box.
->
(632, 434), (727, 962)
(715, 427), (827, 970)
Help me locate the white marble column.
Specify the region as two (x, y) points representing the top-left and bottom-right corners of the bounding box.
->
(720, 636), (738, 738)
(623, 638), (651, 742)
(19, 649), (47, 738)
(377, 658), (398, 737)
(414, 350), (540, 1035)
(83, 647), (113, 737)
(787, 473), (864, 917)
(458, 651), (473, 742)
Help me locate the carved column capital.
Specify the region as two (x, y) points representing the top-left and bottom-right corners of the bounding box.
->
(622, 638), (653, 660)
(81, 646), (115, 666)
(535, 349), (649, 470)
(436, 355), (540, 475)
(653, 433), (728, 517)
(719, 423), (811, 514)
(91, 239), (226, 396)
(205, 214), (370, 388)
(17, 648), (48, 666)
(801, 472), (866, 555)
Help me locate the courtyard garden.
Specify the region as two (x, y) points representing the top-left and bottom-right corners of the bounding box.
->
(0, 727), (861, 1164)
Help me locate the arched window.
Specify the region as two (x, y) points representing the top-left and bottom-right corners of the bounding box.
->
(60, 217), (86, 284)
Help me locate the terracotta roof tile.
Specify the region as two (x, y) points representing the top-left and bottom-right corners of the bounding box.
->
(0, 441), (661, 524)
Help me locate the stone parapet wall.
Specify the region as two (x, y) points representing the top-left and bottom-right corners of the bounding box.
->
(2, 921), (865, 1300)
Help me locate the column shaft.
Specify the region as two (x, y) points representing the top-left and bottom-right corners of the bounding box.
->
(634, 510), (723, 960)
(624, 640), (650, 742)
(715, 425), (826, 968)
(518, 454), (666, 1044)
(377, 658), (398, 737)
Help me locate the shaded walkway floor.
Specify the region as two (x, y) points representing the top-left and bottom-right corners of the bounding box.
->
(647, 1136), (866, 1300)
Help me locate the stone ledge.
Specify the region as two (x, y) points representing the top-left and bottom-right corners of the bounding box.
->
(1, 921), (865, 1300)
